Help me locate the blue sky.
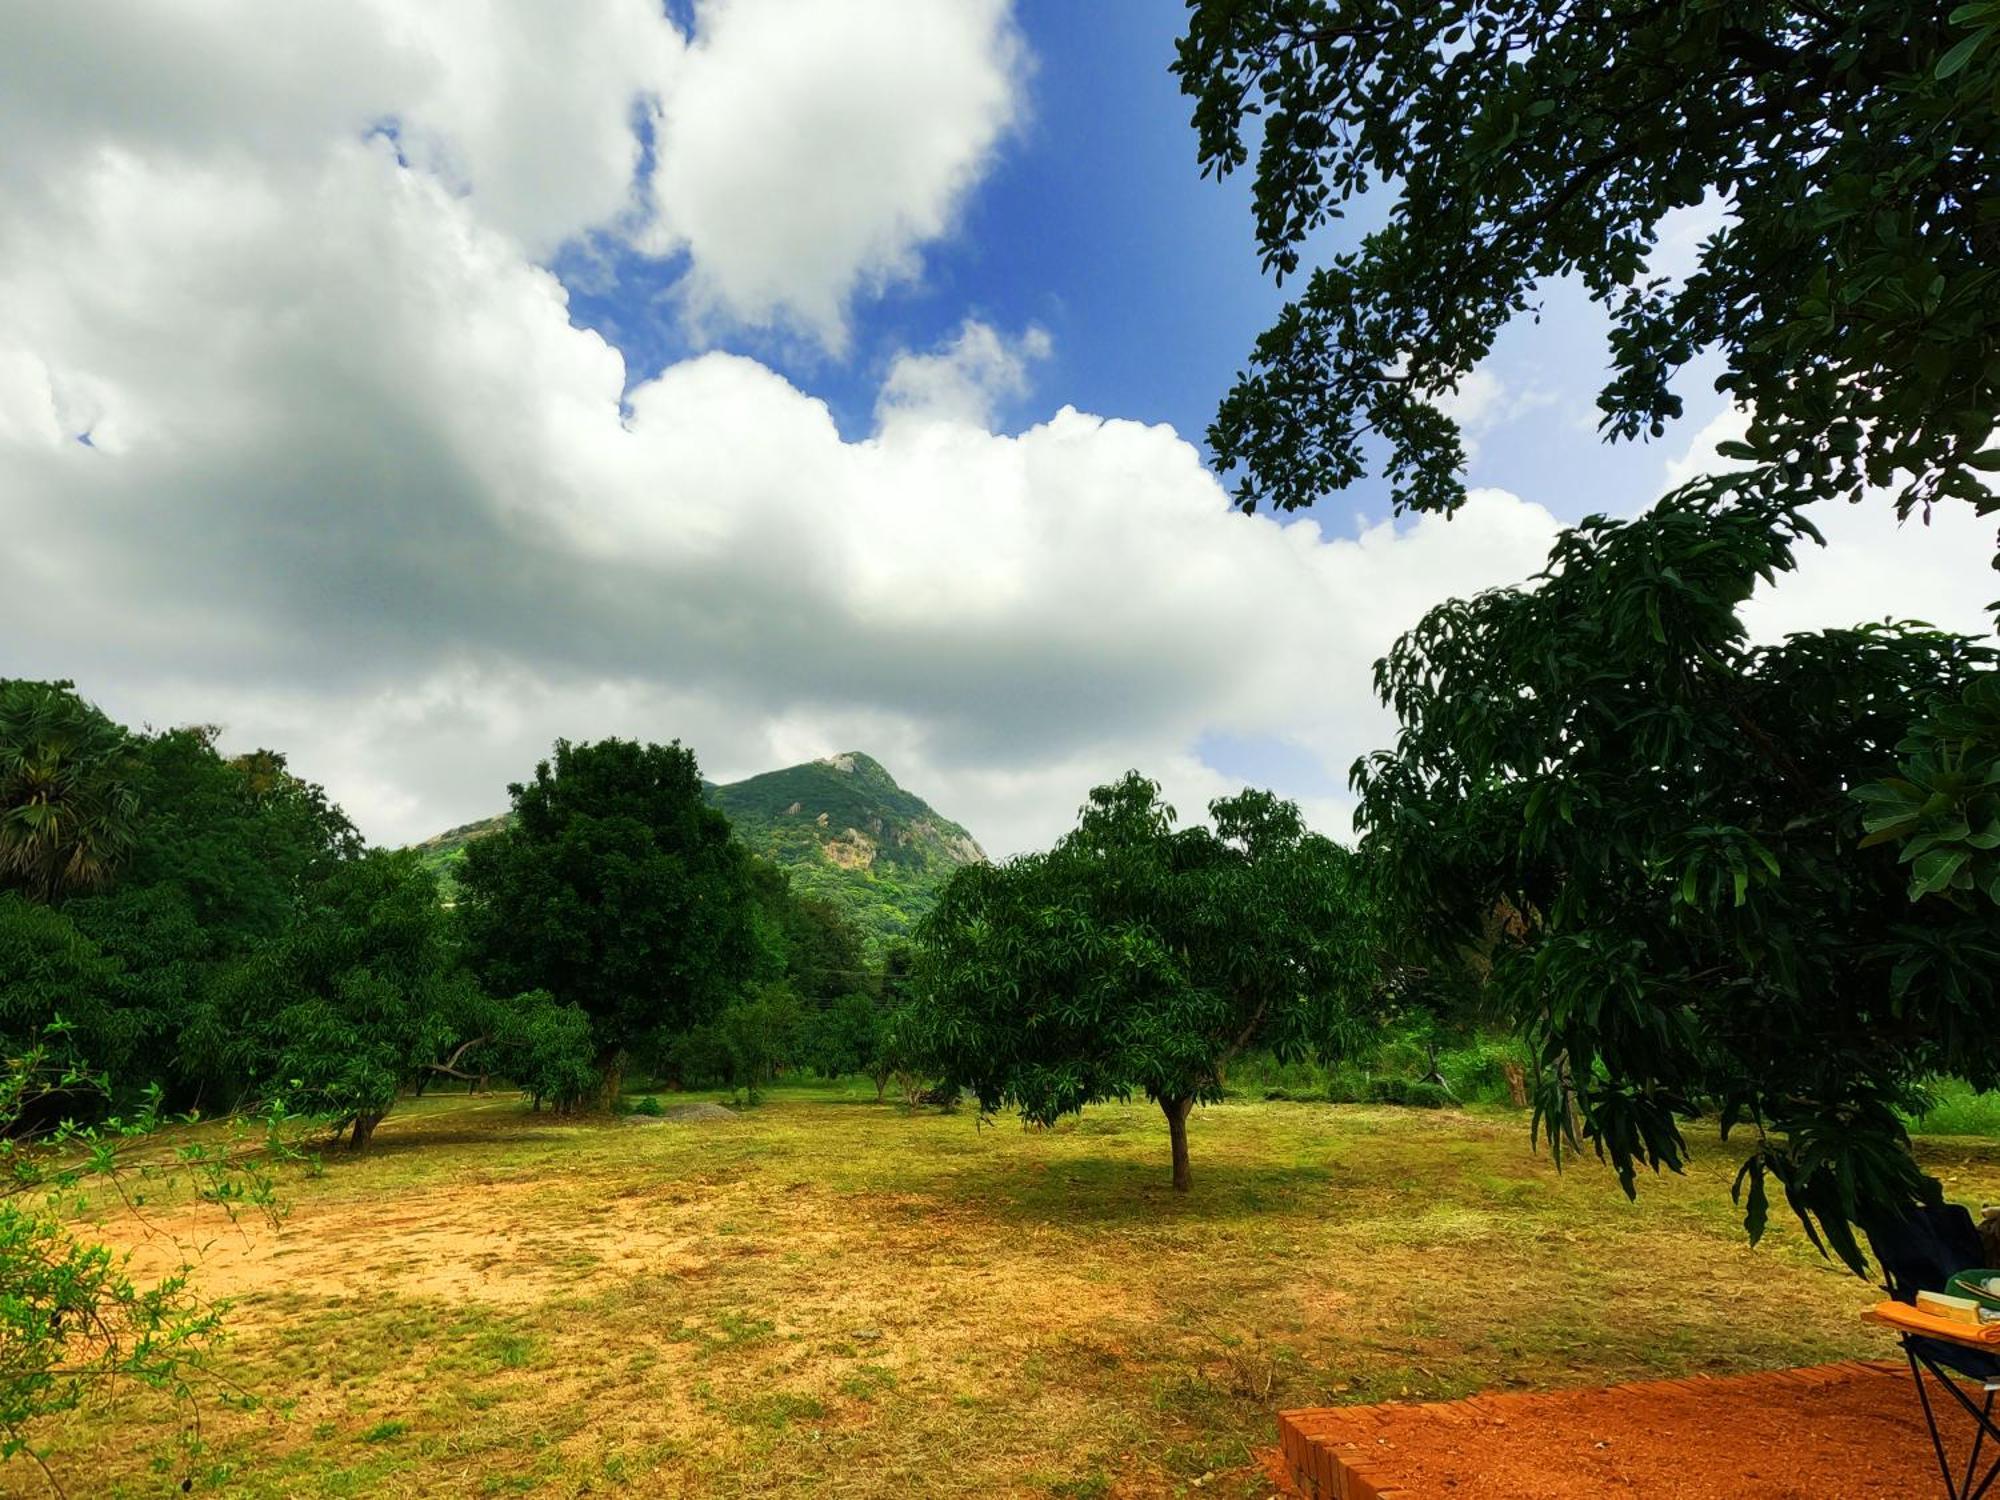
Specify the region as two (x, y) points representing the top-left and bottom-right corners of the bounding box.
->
(558, 2), (1723, 533)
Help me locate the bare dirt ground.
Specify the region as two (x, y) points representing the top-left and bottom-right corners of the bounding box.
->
(1279, 1360), (1950, 1499)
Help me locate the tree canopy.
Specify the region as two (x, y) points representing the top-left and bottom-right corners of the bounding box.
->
(0, 680), (139, 902)
(456, 737), (763, 1104)
(1176, 0), (2000, 543)
(1353, 483), (2000, 1268)
(912, 773), (1377, 1189)
(218, 850), (474, 1148)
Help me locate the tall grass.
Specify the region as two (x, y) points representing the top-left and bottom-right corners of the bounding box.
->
(1226, 1031), (1532, 1109)
(1907, 1078), (2000, 1138)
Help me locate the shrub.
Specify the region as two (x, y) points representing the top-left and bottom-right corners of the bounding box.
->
(1364, 1077), (1455, 1110)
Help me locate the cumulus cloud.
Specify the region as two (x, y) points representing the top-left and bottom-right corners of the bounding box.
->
(7, 5), (1984, 863)
(641, 0), (1027, 348)
(1661, 408), (1999, 643)
(1, 0), (1023, 342)
(0, 1), (680, 259)
(0, 11), (1567, 854)
(877, 321), (1051, 429)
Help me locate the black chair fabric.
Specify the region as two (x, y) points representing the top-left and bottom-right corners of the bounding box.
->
(1869, 1203), (2000, 1383)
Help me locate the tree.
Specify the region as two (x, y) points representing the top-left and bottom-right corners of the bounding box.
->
(805, 990), (892, 1097)
(69, 729), (362, 1110)
(456, 738), (761, 1108)
(0, 681), (140, 903)
(912, 774), (1376, 1190)
(486, 990), (599, 1113)
(218, 850), (473, 1148)
(1175, 0), (2000, 544)
(0, 898), (129, 1121)
(1352, 486), (2000, 1268)
(1179, 0), (2000, 1266)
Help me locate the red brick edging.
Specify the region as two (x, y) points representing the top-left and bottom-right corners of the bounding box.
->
(1277, 1359), (1908, 1500)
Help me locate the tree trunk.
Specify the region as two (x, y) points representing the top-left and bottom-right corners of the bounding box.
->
(412, 1072), (430, 1098)
(349, 1112), (382, 1151)
(1161, 1095), (1194, 1192)
(872, 1069), (889, 1104)
(598, 1049), (626, 1113)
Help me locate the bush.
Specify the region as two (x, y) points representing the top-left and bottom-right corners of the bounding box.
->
(1225, 1051), (1339, 1099)
(631, 1094), (663, 1117)
(1435, 1037), (1532, 1107)
(1364, 1077), (1456, 1109)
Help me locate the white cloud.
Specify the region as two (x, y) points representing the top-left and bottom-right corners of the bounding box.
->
(0, 0), (1023, 345)
(877, 321), (1051, 429)
(641, 0), (1027, 349)
(1430, 368), (1559, 460)
(0, 1), (681, 259)
(0, 34), (1564, 854)
(1660, 409), (1999, 643)
(18, 4), (1987, 871)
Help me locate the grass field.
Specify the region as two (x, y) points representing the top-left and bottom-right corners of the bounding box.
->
(46, 1086), (2000, 1499)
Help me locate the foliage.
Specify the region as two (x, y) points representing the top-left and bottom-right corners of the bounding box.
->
(0, 680), (140, 903)
(1175, 0), (2000, 547)
(1905, 1077), (2000, 1138)
(1857, 671), (2000, 903)
(219, 851), (474, 1147)
(910, 773), (1378, 1188)
(0, 1030), (299, 1484)
(487, 989), (598, 1113)
(119, 730), (360, 942)
(0, 720), (375, 1120)
(0, 895), (131, 1092)
(806, 992), (893, 1088)
(1352, 486), (2000, 1269)
(660, 983), (809, 1099)
(456, 738), (762, 1104)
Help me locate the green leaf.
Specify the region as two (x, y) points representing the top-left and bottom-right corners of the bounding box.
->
(1936, 26), (1993, 78)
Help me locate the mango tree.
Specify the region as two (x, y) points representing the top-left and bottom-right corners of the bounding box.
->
(912, 774), (1377, 1190)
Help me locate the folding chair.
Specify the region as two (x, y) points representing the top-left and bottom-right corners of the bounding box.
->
(1869, 1205), (2000, 1499)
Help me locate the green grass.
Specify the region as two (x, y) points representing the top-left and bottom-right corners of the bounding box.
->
(1908, 1077), (2000, 1139)
(46, 1079), (1982, 1499)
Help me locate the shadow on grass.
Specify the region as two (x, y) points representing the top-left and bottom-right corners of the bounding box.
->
(931, 1151), (1341, 1228)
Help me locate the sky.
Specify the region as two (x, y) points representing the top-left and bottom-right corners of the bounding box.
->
(4, 0), (1995, 856)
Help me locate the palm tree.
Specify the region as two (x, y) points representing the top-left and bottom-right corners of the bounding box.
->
(0, 680), (140, 903)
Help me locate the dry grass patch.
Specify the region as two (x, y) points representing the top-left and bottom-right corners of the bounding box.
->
(41, 1085), (1997, 1498)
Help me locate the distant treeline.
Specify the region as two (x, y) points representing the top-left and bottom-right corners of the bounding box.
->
(0, 680), (909, 1147)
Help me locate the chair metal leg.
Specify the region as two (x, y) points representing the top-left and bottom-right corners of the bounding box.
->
(1905, 1341), (2000, 1499)
(1964, 1389), (1994, 1499)
(1914, 1344), (1961, 1497)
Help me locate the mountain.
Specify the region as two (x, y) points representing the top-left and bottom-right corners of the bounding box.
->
(408, 752), (985, 946)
